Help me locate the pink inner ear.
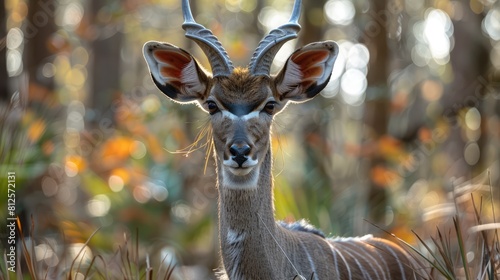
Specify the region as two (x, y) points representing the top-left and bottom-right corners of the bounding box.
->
(291, 50), (330, 90)
(153, 49), (191, 68)
(291, 50), (329, 68)
(153, 49), (193, 83)
(302, 66), (323, 80)
(160, 67), (182, 79)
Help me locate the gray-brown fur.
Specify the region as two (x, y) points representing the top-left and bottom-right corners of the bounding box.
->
(142, 2), (422, 277)
(214, 126), (419, 280)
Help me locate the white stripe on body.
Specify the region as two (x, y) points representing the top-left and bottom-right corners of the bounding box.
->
(326, 240), (352, 279)
(340, 241), (386, 280)
(298, 239), (318, 280)
(380, 241), (408, 280)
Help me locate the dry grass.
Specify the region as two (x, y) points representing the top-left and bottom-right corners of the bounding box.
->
(385, 176), (500, 280)
(4, 192), (499, 280)
(0, 221), (175, 280)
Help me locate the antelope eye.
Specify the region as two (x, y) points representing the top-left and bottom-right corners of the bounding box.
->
(263, 101), (277, 115)
(207, 101), (219, 115)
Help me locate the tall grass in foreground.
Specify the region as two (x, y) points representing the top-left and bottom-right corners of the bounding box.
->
(3, 181), (499, 280)
(385, 175), (500, 280)
(0, 220), (175, 280)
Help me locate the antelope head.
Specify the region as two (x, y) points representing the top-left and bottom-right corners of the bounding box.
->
(143, 0), (339, 190)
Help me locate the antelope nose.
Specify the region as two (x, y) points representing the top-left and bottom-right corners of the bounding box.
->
(229, 142), (251, 167)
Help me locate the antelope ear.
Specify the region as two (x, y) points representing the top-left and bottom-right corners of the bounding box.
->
(274, 41), (339, 102)
(143, 41), (210, 103)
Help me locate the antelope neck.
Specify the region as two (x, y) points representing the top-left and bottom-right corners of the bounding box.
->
(218, 150), (274, 228)
(218, 149), (280, 276)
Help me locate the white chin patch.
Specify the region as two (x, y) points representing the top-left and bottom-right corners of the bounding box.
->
(221, 166), (260, 190)
(227, 166), (254, 176)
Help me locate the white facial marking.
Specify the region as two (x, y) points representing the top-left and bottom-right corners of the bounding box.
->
(221, 110), (260, 121)
(223, 157), (258, 169)
(220, 157), (259, 188)
(221, 166), (260, 190)
(219, 97), (276, 120)
(226, 167), (253, 176)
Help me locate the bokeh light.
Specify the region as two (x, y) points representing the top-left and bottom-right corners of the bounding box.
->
(133, 184), (152, 203)
(482, 7), (500, 40)
(87, 194), (111, 217)
(411, 8), (455, 66)
(34, 243), (59, 267)
(324, 0), (355, 26)
(340, 68), (367, 105)
(108, 175), (125, 192)
(346, 44), (370, 71)
(225, 0), (257, 13)
(61, 2), (84, 30)
(423, 9), (453, 62)
(465, 107), (481, 131)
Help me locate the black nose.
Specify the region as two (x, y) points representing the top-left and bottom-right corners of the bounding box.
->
(229, 142), (251, 167)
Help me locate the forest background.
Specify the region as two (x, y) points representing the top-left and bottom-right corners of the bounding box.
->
(1, 0), (500, 278)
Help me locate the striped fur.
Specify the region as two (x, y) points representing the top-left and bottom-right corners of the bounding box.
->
(216, 147), (421, 279)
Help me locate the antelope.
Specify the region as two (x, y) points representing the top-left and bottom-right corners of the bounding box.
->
(143, 0), (421, 279)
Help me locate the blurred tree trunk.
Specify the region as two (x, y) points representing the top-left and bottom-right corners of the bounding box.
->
(25, 0), (57, 100)
(439, 5), (489, 182)
(298, 0), (326, 46)
(0, 1), (8, 102)
(252, 0), (264, 34)
(87, 0), (123, 125)
(296, 0), (334, 228)
(16, 0), (58, 239)
(361, 0), (390, 225)
(240, 0), (263, 44)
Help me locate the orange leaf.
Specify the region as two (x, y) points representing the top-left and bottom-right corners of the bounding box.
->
(418, 127), (432, 143)
(146, 135), (165, 162)
(27, 119), (46, 142)
(390, 225), (417, 245)
(65, 155), (87, 174)
(110, 167), (131, 185)
(42, 141), (55, 155)
(101, 136), (134, 159)
(378, 136), (404, 160)
(370, 165), (400, 188)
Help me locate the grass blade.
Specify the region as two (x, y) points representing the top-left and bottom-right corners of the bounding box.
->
(17, 217), (35, 279)
(453, 216), (470, 280)
(69, 227), (100, 278)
